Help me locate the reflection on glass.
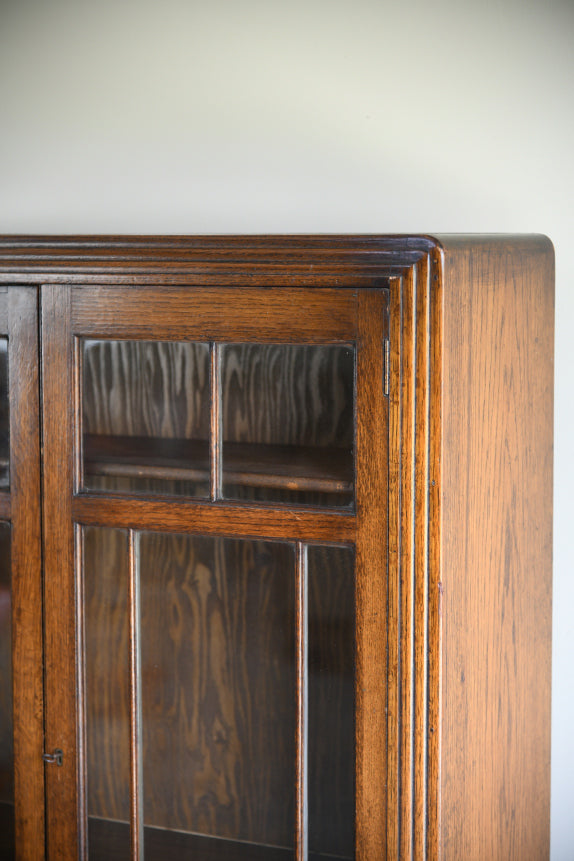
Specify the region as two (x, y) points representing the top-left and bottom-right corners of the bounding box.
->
(83, 527), (131, 861)
(139, 533), (295, 857)
(308, 544), (355, 859)
(82, 340), (210, 498)
(222, 344), (355, 507)
(0, 340), (9, 490)
(0, 522), (14, 860)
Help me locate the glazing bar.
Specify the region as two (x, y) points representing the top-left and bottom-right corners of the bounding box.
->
(210, 342), (222, 501)
(295, 541), (309, 861)
(128, 529), (144, 861)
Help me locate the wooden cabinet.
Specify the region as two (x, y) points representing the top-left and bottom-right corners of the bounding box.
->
(0, 235), (553, 860)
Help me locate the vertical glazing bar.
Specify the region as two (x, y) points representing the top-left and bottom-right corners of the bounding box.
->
(295, 541), (309, 861)
(128, 529), (144, 861)
(75, 525), (88, 859)
(210, 343), (222, 501)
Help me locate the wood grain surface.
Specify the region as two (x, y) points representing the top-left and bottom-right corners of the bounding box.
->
(354, 288), (389, 859)
(73, 494), (355, 545)
(72, 287), (358, 342)
(387, 256), (436, 861)
(0, 234), (430, 287)
(7, 288), (46, 861)
(437, 235), (554, 860)
(0, 236), (551, 861)
(41, 285), (79, 861)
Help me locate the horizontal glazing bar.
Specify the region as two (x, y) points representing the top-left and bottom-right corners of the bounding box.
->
(72, 495), (356, 545)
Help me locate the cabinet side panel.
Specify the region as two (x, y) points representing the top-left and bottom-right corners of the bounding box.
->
(439, 237), (554, 860)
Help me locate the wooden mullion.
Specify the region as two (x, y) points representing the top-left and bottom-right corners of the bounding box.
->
(210, 343), (222, 501)
(128, 530), (144, 861)
(295, 541), (309, 861)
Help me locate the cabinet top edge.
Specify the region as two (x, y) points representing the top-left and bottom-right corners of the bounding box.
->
(0, 234), (552, 281)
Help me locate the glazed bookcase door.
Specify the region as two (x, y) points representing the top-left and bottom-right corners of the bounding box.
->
(41, 284), (389, 861)
(0, 288), (44, 861)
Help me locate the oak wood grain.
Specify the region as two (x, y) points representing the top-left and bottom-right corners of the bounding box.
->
(0, 234), (431, 287)
(354, 288), (389, 859)
(73, 494), (355, 544)
(0, 236), (552, 861)
(72, 287), (358, 343)
(437, 235), (554, 860)
(41, 285), (79, 861)
(8, 288), (45, 861)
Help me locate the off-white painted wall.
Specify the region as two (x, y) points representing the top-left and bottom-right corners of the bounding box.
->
(1, 0), (572, 856)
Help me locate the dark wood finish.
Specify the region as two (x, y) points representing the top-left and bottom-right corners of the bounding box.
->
(7, 288), (45, 860)
(41, 285), (79, 860)
(436, 236), (554, 860)
(354, 288), (389, 859)
(0, 494), (9, 520)
(72, 286), (358, 343)
(0, 236), (552, 860)
(0, 234), (431, 287)
(72, 494), (355, 544)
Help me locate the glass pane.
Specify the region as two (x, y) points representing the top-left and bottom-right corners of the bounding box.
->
(82, 340), (210, 498)
(0, 522), (14, 860)
(222, 344), (354, 508)
(139, 532), (295, 859)
(308, 544), (355, 859)
(83, 527), (131, 860)
(0, 339), (9, 490)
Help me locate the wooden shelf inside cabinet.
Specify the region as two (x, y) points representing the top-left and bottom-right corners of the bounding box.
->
(88, 818), (352, 861)
(83, 433), (354, 495)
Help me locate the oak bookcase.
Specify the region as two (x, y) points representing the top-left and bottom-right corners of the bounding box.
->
(0, 235), (553, 860)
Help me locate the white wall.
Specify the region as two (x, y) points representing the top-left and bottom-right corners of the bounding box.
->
(1, 0), (572, 855)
